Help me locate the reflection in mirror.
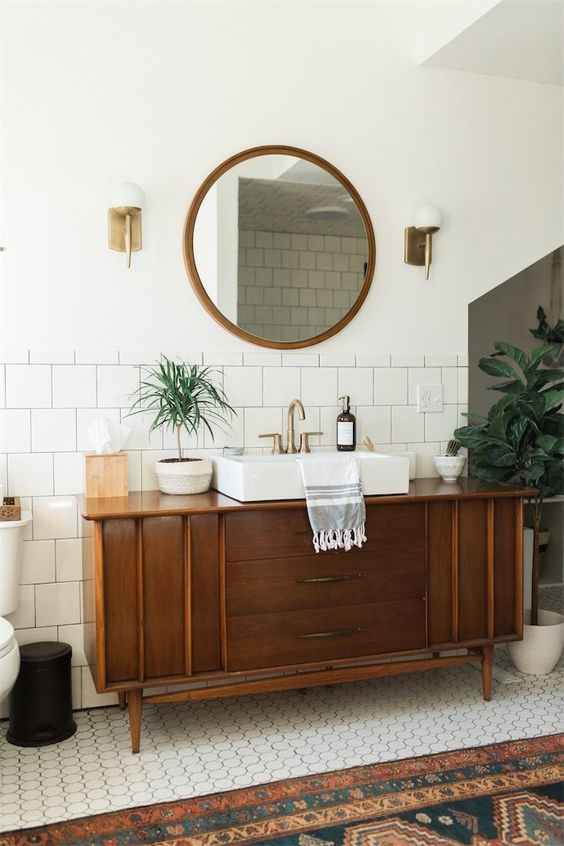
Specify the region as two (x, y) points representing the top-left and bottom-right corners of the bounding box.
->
(191, 151), (372, 346)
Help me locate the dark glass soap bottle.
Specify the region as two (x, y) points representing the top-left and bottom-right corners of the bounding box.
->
(337, 395), (356, 451)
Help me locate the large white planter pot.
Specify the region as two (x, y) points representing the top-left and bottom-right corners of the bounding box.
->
(508, 609), (564, 675)
(155, 458), (212, 495)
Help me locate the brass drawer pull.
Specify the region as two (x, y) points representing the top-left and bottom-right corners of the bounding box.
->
(296, 574), (366, 584)
(297, 627), (367, 639)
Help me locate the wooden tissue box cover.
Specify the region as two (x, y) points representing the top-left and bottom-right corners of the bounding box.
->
(0, 496), (21, 521)
(84, 453), (128, 498)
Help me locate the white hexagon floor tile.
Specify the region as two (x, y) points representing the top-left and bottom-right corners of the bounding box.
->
(0, 585), (562, 833)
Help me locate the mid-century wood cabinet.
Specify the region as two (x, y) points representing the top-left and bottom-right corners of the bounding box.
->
(82, 480), (528, 752)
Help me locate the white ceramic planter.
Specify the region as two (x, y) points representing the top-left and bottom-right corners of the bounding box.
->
(508, 609), (564, 675)
(433, 455), (466, 482)
(155, 458), (212, 495)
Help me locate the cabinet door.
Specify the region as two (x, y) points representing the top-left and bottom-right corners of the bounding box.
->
(427, 497), (522, 648)
(97, 514), (221, 688)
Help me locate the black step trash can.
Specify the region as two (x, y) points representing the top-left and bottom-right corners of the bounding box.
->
(6, 641), (76, 746)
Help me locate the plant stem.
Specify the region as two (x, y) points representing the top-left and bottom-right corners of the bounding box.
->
(176, 424), (182, 462)
(530, 496), (542, 626)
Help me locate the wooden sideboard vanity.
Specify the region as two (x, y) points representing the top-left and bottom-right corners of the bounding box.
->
(81, 479), (529, 753)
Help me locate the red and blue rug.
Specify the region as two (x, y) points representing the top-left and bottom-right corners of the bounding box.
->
(2, 734), (562, 845)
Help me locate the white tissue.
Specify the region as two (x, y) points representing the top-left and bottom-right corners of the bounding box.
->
(87, 417), (130, 454)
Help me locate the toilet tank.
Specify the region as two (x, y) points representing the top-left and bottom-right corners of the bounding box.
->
(0, 513), (32, 616)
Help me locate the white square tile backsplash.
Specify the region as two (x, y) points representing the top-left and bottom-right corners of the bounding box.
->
(21, 539), (56, 584)
(244, 406), (284, 448)
(31, 408), (76, 452)
(0, 409), (31, 452)
(32, 495), (78, 539)
(8, 452), (54, 496)
(35, 581), (81, 627)
(6, 584), (35, 629)
(6, 364), (52, 408)
(425, 405), (460, 442)
(29, 350), (75, 365)
(223, 366), (263, 407)
(55, 538), (83, 582)
(0, 349), (467, 710)
(262, 366), (301, 407)
(338, 368), (373, 405)
(373, 368), (407, 405)
(96, 365), (139, 408)
(391, 405), (425, 443)
(301, 367), (338, 405)
(53, 452), (83, 496)
(53, 364), (97, 408)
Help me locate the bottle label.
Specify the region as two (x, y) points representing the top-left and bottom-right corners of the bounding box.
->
(338, 421), (354, 446)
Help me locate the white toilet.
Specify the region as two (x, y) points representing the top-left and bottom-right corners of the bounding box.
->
(0, 512), (32, 703)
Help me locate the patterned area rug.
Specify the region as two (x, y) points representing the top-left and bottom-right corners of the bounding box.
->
(2, 735), (562, 845)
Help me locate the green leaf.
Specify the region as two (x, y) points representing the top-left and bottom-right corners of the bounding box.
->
(543, 389), (564, 412)
(508, 416), (529, 448)
(479, 356), (521, 380)
(493, 341), (528, 371)
(553, 438), (564, 455)
(529, 344), (559, 369)
(520, 463), (546, 483)
(474, 465), (511, 483)
(537, 434), (558, 453)
(484, 447), (518, 467)
(526, 370), (563, 390)
(488, 379), (526, 395)
(488, 394), (518, 416)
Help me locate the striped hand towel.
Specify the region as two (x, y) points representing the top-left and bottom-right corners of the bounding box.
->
(298, 455), (367, 553)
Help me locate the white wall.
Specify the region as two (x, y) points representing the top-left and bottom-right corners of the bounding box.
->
(1, 0), (562, 355)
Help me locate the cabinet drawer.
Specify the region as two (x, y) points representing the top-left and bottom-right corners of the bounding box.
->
(226, 503), (425, 562)
(227, 599), (426, 671)
(227, 547), (425, 616)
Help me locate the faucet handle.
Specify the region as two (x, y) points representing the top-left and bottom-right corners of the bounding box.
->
(299, 431), (323, 454)
(259, 433), (284, 455)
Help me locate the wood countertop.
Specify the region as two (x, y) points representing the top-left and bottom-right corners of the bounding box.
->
(81, 478), (536, 520)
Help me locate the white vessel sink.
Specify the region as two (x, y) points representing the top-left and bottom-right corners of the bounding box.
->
(211, 450), (410, 502)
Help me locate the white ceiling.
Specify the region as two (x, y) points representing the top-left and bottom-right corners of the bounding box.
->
(238, 178), (367, 237)
(423, 0), (563, 86)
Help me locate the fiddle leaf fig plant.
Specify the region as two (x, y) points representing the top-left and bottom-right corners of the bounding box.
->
(455, 341), (563, 626)
(128, 357), (235, 461)
(530, 305), (564, 367)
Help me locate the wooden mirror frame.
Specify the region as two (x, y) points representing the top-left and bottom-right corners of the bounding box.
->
(183, 145), (376, 349)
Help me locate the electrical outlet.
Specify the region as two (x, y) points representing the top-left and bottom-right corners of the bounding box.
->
(417, 384), (443, 413)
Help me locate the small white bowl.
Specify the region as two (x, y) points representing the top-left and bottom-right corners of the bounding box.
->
(434, 455), (466, 482)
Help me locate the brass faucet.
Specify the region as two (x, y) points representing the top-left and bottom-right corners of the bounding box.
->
(286, 399), (305, 454)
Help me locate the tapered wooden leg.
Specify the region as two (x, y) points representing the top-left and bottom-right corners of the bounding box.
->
(128, 689), (142, 753)
(118, 692), (127, 711)
(481, 645), (493, 701)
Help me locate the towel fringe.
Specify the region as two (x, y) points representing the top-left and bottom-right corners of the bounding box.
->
(312, 522), (366, 554)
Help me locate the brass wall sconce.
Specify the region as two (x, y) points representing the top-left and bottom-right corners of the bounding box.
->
(108, 182), (145, 267)
(404, 205), (443, 280)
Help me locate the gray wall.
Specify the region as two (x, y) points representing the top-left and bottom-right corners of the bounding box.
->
(468, 247), (562, 418)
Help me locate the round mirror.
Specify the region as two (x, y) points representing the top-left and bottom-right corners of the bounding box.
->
(184, 146), (375, 349)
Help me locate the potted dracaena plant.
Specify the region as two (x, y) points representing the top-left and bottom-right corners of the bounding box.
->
(128, 357), (235, 495)
(455, 341), (563, 675)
